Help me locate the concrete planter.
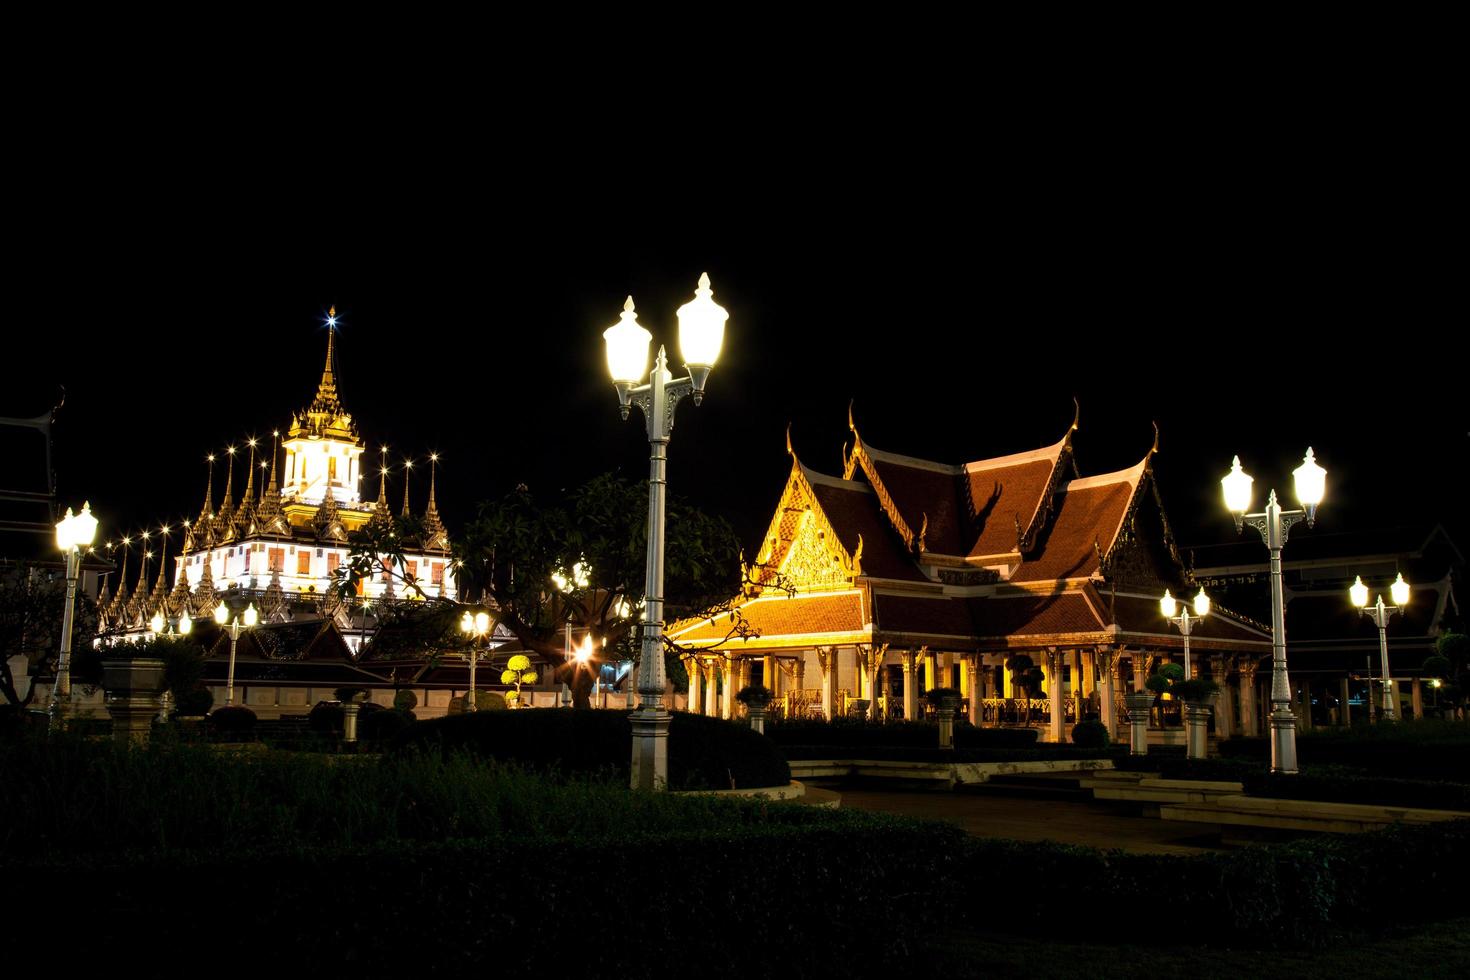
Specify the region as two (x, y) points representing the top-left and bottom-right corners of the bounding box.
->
(101, 658), (167, 744)
(1184, 700), (1213, 760)
(1124, 691), (1155, 756)
(936, 696), (959, 749)
(343, 702), (363, 743)
(746, 703), (769, 735)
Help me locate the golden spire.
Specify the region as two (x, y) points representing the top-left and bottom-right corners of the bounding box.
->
(423, 452), (448, 550)
(267, 430), (280, 493)
(235, 439), (259, 535)
(256, 429), (286, 535)
(199, 454), (215, 523)
(401, 458), (414, 518)
(109, 540), (131, 618)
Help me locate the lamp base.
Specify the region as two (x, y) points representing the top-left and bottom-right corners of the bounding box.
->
(1269, 706), (1299, 774)
(629, 705), (671, 791)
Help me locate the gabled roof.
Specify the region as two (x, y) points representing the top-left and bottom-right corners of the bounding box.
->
(803, 466), (924, 582)
(963, 435), (1073, 561)
(669, 590), (869, 645)
(1010, 456), (1151, 583)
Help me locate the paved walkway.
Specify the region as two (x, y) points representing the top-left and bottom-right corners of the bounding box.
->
(828, 785), (1226, 854)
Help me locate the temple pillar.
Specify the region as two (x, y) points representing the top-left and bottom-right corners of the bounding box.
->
(1132, 653), (1147, 693)
(1411, 677), (1423, 720)
(1339, 676), (1352, 727)
(942, 651), (955, 689)
(794, 657), (806, 707)
(865, 646), (884, 721)
(722, 657), (735, 719)
(763, 655), (776, 700)
(901, 649), (917, 721)
(704, 662), (718, 717)
(1210, 655), (1235, 740)
(1002, 659), (1013, 698)
(923, 647), (935, 692)
(687, 657), (702, 715)
(818, 648), (835, 721)
(1238, 662), (1258, 736)
(1069, 649), (1083, 720)
(1046, 649), (1064, 743)
(966, 655), (979, 726)
(1081, 649), (1097, 698)
(1098, 647), (1117, 741)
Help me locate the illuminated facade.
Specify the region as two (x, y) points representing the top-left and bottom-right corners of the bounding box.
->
(669, 405), (1273, 741)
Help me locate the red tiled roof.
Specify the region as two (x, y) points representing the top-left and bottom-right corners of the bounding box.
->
(1109, 594), (1270, 642)
(673, 591), (867, 642)
(873, 593), (976, 639)
(872, 591), (1109, 642)
(869, 457), (969, 556)
(808, 478), (925, 582)
(1011, 465), (1143, 582)
(965, 458), (1058, 559)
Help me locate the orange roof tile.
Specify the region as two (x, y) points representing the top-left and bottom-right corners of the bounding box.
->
(807, 472), (925, 582)
(1010, 460), (1146, 583)
(672, 591), (867, 642)
(965, 458), (1058, 559)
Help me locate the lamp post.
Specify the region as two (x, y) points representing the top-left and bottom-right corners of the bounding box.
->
(214, 600), (258, 706)
(459, 609), (492, 711)
(50, 502), (100, 721)
(604, 273), (728, 791)
(1350, 573), (1410, 721)
(1221, 449), (1327, 775)
(1160, 587), (1210, 679)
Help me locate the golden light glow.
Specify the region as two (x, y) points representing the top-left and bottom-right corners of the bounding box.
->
(150, 612), (164, 633)
(179, 612), (193, 635)
(1350, 575), (1369, 608)
(1293, 447), (1327, 508)
(676, 272), (728, 368)
(574, 634), (595, 664)
(603, 296), (652, 384)
(214, 601), (230, 625)
(1193, 588), (1210, 617)
(1221, 456), (1253, 514)
(460, 611), (473, 634)
(1160, 589), (1177, 619)
(243, 603), (258, 628)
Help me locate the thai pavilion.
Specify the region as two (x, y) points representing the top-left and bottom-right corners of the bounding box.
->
(668, 405), (1273, 743)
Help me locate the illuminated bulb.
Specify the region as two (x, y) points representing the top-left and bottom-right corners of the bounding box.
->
(676, 272), (728, 368)
(1390, 573), (1410, 608)
(243, 603), (258, 628)
(1193, 588), (1210, 618)
(1293, 448), (1327, 508)
(603, 296), (652, 384)
(1350, 575), (1369, 609)
(460, 611), (473, 634)
(214, 601), (230, 625)
(1221, 456), (1253, 515)
(1160, 589), (1177, 619)
(150, 612), (164, 634)
(475, 611), (490, 634)
(179, 612), (192, 635)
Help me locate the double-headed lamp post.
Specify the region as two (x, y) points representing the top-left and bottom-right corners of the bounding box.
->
(459, 610), (492, 711)
(604, 272), (728, 791)
(214, 600), (258, 706)
(1350, 573), (1410, 720)
(1222, 449), (1326, 775)
(51, 502), (100, 718)
(1160, 587), (1211, 678)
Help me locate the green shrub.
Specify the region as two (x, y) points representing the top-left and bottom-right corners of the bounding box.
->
(392, 709), (790, 790)
(1071, 719), (1109, 748)
(1219, 722), (1470, 782)
(924, 687), (962, 706)
(735, 685), (771, 705)
(335, 687), (368, 702)
(473, 690), (507, 711)
(362, 709), (414, 742)
(308, 701), (345, 734)
(1172, 678), (1219, 703)
(208, 705), (256, 736)
(393, 689), (418, 712)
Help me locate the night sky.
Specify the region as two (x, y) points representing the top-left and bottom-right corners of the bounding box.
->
(6, 159), (1465, 572)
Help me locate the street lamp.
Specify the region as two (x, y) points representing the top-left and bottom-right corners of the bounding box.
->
(1221, 449), (1326, 775)
(1161, 587), (1210, 679)
(51, 502), (99, 720)
(459, 609), (492, 712)
(215, 600), (258, 706)
(604, 272), (728, 791)
(1350, 573), (1410, 721)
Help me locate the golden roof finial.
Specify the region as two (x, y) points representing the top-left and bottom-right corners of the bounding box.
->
(1150, 420), (1161, 457)
(785, 422), (794, 457)
(401, 458), (414, 518)
(1071, 396), (1081, 433)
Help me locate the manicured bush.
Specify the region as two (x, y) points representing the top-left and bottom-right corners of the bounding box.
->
(207, 705), (256, 736)
(308, 701), (345, 734)
(1219, 721), (1470, 783)
(362, 708), (414, 742)
(1070, 719), (1109, 748)
(735, 685), (771, 705)
(392, 708), (790, 790)
(473, 690), (507, 711)
(393, 689), (418, 712)
(924, 687), (962, 706)
(1172, 678), (1219, 703)
(780, 744), (1117, 763)
(174, 685), (214, 716)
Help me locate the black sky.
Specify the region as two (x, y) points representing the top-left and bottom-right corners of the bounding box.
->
(5, 133), (1465, 569)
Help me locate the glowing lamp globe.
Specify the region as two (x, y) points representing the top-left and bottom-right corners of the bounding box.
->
(1350, 575), (1369, 609)
(676, 272), (728, 368)
(72, 502), (99, 549)
(1293, 448), (1326, 508)
(460, 611), (473, 634)
(1160, 589), (1178, 619)
(1221, 456), (1253, 514)
(179, 612), (193, 635)
(603, 296), (652, 384)
(150, 612), (165, 634)
(55, 508), (76, 551)
(475, 611), (491, 634)
(1193, 588), (1210, 618)
(243, 603), (259, 628)
(214, 601), (230, 625)
(1391, 573), (1410, 608)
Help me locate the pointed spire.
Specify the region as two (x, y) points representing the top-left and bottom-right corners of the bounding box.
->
(192, 551), (217, 617)
(170, 542), (193, 609)
(108, 542), (131, 620)
(255, 430), (287, 535)
(370, 447), (393, 530)
(150, 527), (170, 606)
(235, 440), (258, 535)
(213, 447), (237, 542)
(197, 454), (215, 527)
(422, 453), (449, 551)
(400, 458), (414, 518)
(313, 483), (345, 541)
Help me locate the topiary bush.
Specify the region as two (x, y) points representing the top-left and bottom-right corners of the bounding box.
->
(308, 701), (346, 734)
(473, 691), (508, 711)
(208, 705), (257, 737)
(175, 686), (214, 717)
(392, 708), (790, 790)
(1070, 719), (1109, 748)
(393, 689), (418, 712)
(924, 687), (962, 707)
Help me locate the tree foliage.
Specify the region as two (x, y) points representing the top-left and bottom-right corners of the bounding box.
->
(0, 563), (98, 707)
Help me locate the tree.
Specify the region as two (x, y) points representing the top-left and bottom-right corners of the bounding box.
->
(336, 473), (770, 709)
(1424, 632), (1469, 716)
(0, 563), (98, 708)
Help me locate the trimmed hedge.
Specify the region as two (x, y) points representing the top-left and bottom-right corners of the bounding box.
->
(1220, 721), (1470, 783)
(765, 718), (1038, 749)
(780, 744), (1117, 763)
(361, 708), (414, 742)
(392, 708), (790, 790)
(1118, 755), (1470, 811)
(207, 705), (256, 736)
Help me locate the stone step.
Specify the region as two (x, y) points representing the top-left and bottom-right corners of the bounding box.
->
(1161, 796), (1470, 834)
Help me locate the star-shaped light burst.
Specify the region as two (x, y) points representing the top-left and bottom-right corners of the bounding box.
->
(326, 305), (338, 330)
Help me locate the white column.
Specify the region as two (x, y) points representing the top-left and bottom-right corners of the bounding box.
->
(704, 663), (718, 717)
(966, 655), (980, 726)
(722, 658), (735, 719)
(687, 657), (702, 715)
(819, 648), (835, 721)
(1099, 648), (1117, 740)
(902, 650), (917, 720)
(1047, 650), (1065, 743)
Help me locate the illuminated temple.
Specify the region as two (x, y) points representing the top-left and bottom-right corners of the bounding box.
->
(96, 321), (458, 648)
(669, 405), (1273, 742)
